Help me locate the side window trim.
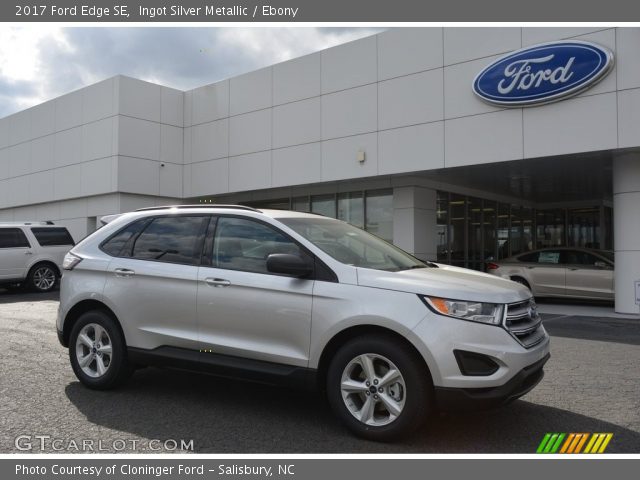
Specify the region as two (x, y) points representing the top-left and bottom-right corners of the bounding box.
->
(100, 215), (211, 267)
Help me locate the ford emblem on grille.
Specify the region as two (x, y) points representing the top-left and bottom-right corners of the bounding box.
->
(472, 41), (614, 107)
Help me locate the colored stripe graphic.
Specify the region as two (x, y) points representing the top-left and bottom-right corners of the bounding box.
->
(538, 433), (613, 453)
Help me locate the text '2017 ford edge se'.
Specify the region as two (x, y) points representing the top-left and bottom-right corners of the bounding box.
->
(57, 205), (549, 441)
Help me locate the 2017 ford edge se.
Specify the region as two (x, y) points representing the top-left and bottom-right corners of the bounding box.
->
(57, 205), (550, 441)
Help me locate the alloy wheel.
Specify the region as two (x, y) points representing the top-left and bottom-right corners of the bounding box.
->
(340, 353), (406, 426)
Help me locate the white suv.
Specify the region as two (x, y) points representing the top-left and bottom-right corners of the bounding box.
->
(57, 206), (550, 441)
(0, 222), (75, 292)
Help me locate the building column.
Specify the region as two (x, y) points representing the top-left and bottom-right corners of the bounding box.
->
(392, 186), (437, 261)
(613, 152), (640, 315)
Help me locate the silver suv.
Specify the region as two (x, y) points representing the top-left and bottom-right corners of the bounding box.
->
(57, 205), (550, 441)
(0, 222), (75, 292)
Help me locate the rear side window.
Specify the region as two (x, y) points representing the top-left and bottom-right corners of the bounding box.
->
(0, 228), (30, 248)
(130, 216), (209, 265)
(101, 219), (150, 257)
(30, 227), (74, 247)
(517, 252), (538, 262)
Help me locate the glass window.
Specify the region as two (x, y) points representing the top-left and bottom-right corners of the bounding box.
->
(467, 196), (483, 270)
(311, 194), (336, 218)
(449, 194), (466, 267)
(536, 209), (565, 249)
(101, 219), (149, 257)
(280, 217), (425, 272)
(568, 207), (600, 249)
(337, 192), (364, 228)
(436, 191), (449, 263)
(131, 216), (208, 265)
(246, 198), (289, 210)
(497, 203), (510, 260)
(30, 227), (74, 247)
(292, 196), (310, 213)
(483, 200), (497, 262)
(365, 190), (393, 243)
(0, 228), (30, 248)
(212, 217), (304, 274)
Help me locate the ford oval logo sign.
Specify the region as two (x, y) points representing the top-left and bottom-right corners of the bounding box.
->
(472, 41), (614, 107)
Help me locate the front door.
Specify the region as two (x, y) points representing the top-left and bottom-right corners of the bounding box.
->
(197, 216), (314, 367)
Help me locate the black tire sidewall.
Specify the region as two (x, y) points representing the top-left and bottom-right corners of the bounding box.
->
(69, 310), (130, 390)
(326, 335), (432, 441)
(27, 263), (58, 292)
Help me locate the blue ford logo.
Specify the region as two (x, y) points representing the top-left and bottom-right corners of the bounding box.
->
(472, 41), (614, 107)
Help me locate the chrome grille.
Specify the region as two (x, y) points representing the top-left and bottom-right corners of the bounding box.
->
(504, 298), (546, 348)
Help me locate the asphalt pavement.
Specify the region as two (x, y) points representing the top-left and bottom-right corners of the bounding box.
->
(1, 288), (639, 453)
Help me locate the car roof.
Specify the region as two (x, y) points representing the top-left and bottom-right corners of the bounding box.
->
(0, 221), (59, 227)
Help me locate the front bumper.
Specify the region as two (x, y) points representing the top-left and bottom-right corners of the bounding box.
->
(434, 352), (550, 411)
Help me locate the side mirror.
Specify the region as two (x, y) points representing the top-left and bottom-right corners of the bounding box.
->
(266, 253), (313, 278)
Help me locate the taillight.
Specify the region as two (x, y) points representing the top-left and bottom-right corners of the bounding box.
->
(62, 252), (83, 270)
(486, 262), (500, 271)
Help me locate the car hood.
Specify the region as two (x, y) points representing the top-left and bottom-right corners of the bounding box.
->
(356, 263), (531, 304)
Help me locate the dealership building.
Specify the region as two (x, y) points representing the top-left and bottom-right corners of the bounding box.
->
(0, 27), (639, 314)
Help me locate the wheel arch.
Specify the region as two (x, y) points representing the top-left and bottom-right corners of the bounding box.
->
(27, 259), (61, 277)
(315, 324), (433, 393)
(61, 299), (123, 348)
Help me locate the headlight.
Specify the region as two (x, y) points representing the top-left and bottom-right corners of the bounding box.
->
(62, 252), (83, 270)
(422, 296), (504, 325)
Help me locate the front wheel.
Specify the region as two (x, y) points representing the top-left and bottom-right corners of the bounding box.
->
(69, 310), (132, 390)
(326, 335), (433, 441)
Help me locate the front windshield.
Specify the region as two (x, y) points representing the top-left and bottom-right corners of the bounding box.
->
(279, 217), (428, 272)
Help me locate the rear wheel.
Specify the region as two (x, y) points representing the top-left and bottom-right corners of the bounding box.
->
(26, 263), (58, 292)
(326, 334), (432, 441)
(69, 310), (132, 390)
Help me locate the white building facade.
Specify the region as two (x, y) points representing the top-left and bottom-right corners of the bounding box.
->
(1, 27), (639, 314)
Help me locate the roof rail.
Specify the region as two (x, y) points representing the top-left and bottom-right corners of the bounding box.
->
(134, 204), (262, 213)
(0, 221), (55, 226)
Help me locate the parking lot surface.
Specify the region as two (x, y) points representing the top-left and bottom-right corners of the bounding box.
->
(1, 289), (639, 453)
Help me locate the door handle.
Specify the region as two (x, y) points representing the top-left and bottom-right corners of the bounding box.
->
(568, 267), (579, 271)
(114, 268), (135, 277)
(24, 251), (33, 255)
(205, 277), (231, 287)
(525, 266), (535, 269)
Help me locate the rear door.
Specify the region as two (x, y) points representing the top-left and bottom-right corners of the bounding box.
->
(196, 216), (314, 367)
(0, 228), (31, 280)
(564, 250), (614, 299)
(102, 215), (209, 351)
(527, 250), (567, 296)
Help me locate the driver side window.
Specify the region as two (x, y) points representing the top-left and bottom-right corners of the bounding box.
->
(212, 217), (303, 274)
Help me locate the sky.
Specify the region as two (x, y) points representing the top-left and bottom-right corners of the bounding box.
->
(0, 27), (383, 118)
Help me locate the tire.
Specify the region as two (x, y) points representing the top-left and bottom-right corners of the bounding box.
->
(326, 334), (433, 441)
(26, 263), (58, 293)
(69, 310), (133, 390)
(511, 276), (531, 290)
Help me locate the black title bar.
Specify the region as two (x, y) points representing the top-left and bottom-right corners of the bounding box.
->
(5, 0), (640, 22)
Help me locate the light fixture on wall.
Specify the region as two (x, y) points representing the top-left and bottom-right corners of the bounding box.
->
(357, 150), (366, 164)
